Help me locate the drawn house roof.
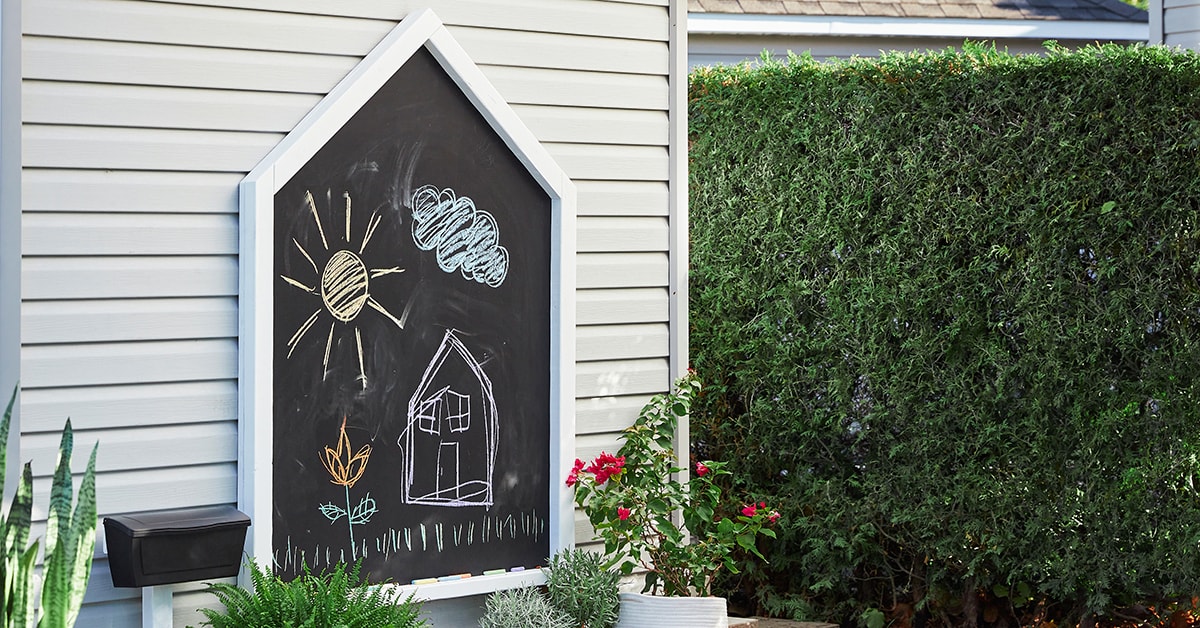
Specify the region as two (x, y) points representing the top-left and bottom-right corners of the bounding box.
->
(688, 0), (1148, 65)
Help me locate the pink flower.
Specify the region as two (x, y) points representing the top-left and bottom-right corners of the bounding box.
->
(768, 510), (781, 524)
(587, 452), (626, 485)
(618, 507), (631, 521)
(695, 462), (710, 477)
(565, 458), (585, 487)
(741, 503), (758, 517)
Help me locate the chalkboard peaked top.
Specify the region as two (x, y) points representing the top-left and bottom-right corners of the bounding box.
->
(238, 8), (576, 599)
(244, 8), (572, 199)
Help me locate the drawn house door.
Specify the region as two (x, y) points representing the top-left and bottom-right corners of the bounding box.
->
(401, 329), (497, 507)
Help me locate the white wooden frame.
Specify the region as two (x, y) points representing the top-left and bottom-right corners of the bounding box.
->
(238, 8), (576, 600)
(0, 0), (21, 501)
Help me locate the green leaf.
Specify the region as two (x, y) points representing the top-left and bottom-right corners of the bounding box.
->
(863, 608), (886, 628)
(44, 419), (76, 564)
(0, 384), (14, 503)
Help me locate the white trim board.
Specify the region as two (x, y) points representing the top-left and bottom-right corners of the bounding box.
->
(0, 0), (21, 501)
(688, 12), (1149, 42)
(238, 8), (576, 598)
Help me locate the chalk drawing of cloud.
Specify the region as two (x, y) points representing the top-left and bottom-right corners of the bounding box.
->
(410, 185), (509, 288)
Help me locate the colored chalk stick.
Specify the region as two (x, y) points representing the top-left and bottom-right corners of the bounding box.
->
(509, 566), (525, 572)
(437, 575), (463, 582)
(482, 569), (507, 576)
(410, 578), (438, 585)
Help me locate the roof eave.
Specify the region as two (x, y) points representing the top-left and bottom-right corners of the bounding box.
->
(687, 12), (1149, 42)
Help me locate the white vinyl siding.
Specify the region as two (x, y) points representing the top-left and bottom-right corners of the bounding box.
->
(20, 0), (677, 625)
(1164, 0), (1200, 47)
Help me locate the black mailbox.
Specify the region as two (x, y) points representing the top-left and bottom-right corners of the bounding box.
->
(104, 505), (250, 588)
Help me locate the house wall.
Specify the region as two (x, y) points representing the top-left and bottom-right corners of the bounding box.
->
(18, 0), (682, 625)
(1163, 0), (1200, 46)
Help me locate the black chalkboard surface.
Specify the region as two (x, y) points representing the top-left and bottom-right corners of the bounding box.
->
(271, 47), (551, 583)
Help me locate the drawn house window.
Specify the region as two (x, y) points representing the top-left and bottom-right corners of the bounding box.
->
(416, 387), (470, 435)
(400, 330), (497, 507)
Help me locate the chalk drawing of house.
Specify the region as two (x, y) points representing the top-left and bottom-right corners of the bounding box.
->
(399, 329), (497, 507)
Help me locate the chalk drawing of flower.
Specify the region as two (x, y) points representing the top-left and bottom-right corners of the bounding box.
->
(318, 416), (377, 559)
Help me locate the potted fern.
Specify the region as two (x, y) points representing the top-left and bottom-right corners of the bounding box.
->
(190, 559), (426, 628)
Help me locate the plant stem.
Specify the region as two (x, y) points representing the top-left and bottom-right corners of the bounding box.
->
(345, 485), (356, 560)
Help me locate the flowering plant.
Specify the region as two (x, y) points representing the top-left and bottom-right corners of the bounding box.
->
(567, 372), (778, 597)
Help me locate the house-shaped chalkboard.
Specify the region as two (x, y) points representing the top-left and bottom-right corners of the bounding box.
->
(238, 9), (576, 598)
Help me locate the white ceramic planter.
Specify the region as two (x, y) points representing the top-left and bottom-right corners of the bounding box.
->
(615, 592), (728, 628)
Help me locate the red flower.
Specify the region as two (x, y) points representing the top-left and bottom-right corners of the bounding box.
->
(695, 462), (710, 477)
(741, 503), (758, 517)
(618, 507), (632, 521)
(587, 452), (626, 485)
(768, 510), (781, 524)
(565, 458), (585, 487)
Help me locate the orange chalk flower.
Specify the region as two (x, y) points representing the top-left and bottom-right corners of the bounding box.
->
(320, 416), (371, 488)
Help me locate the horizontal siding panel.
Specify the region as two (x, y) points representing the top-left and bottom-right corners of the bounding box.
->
(577, 323), (668, 362)
(19, 380), (236, 432)
(24, 32), (661, 96)
(1165, 5), (1200, 30)
(27, 0), (392, 56)
(81, 558), (214, 605)
(22, 339), (236, 389)
(24, 125), (280, 172)
(27, 0), (667, 50)
(23, 81), (320, 133)
(1168, 31), (1200, 44)
(455, 26), (667, 75)
(576, 394), (652, 435)
(576, 358), (669, 398)
(24, 213), (237, 256)
(575, 510), (599, 545)
(23, 297), (236, 345)
(71, 599), (139, 628)
(577, 216), (669, 252)
(576, 432), (623, 465)
(512, 105), (667, 146)
(576, 288), (668, 325)
(53, 464), (237, 518)
(24, 36), (357, 93)
(577, 253), (668, 289)
(25, 422), (236, 475)
(548, 143), (668, 181)
(1165, 0), (1198, 9)
(135, 0), (668, 41)
(576, 181), (669, 216)
(24, 170), (241, 213)
(486, 66), (668, 110)
(22, 256), (237, 300)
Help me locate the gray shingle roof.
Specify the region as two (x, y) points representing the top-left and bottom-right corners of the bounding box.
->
(688, 0), (1148, 21)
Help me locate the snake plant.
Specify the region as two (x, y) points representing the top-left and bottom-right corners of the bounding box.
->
(1, 385), (98, 628)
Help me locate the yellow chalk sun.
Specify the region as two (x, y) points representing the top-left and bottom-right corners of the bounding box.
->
(282, 189), (409, 389)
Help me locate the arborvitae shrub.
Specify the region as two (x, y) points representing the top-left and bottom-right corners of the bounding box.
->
(689, 43), (1200, 626)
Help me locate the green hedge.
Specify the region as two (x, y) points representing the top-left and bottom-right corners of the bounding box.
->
(688, 44), (1200, 626)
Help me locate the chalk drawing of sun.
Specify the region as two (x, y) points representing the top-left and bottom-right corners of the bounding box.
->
(282, 189), (412, 389)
